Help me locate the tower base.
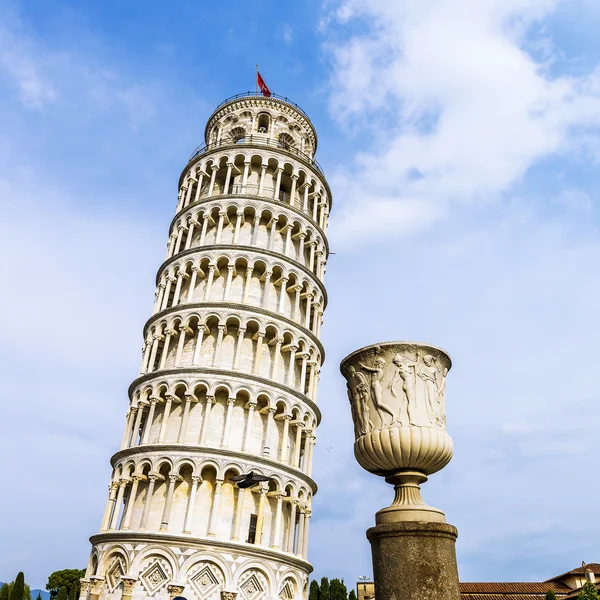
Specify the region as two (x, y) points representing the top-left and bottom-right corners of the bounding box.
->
(366, 521), (460, 600)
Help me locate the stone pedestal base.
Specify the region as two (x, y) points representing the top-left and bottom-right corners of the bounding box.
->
(367, 521), (460, 600)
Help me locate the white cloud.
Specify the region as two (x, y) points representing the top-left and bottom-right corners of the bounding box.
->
(0, 24), (57, 110)
(283, 24), (294, 44)
(323, 0), (600, 245)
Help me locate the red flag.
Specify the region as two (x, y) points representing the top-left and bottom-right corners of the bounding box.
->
(257, 71), (271, 97)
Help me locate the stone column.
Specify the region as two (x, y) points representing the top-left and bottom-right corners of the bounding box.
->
(78, 580), (90, 600)
(278, 278), (288, 314)
(243, 401), (257, 452)
(274, 168), (283, 199)
(192, 323), (206, 366)
(172, 272), (185, 305)
(367, 523), (460, 600)
(131, 402), (146, 446)
(121, 409), (135, 450)
(254, 484), (268, 545)
(208, 478), (223, 536)
(223, 162), (233, 194)
(183, 475), (201, 534)
(271, 337), (283, 381)
(242, 266), (253, 303)
(140, 474), (158, 530)
(286, 346), (298, 387)
(212, 324), (226, 366)
(121, 475), (142, 530)
(175, 325), (191, 367)
(100, 482), (118, 531)
(303, 510), (312, 559)
(223, 265), (235, 300)
(290, 174), (298, 206)
(88, 577), (104, 600)
(204, 265), (216, 300)
(167, 585), (185, 600)
(296, 507), (306, 557)
(279, 415), (291, 463)
(233, 211), (243, 243)
(199, 214), (210, 244)
(263, 407), (276, 457)
(160, 474), (179, 531)
(158, 329), (173, 370)
(109, 480), (127, 530)
(157, 396), (173, 443)
(292, 422), (304, 468)
(286, 500), (297, 553)
(177, 394), (193, 443)
(121, 577), (137, 600)
(233, 327), (246, 370)
(258, 165), (267, 195)
(187, 266), (199, 302)
(199, 396), (215, 445)
(141, 398), (159, 445)
(215, 210), (226, 243)
(232, 487), (246, 540)
(252, 331), (265, 375)
(241, 161), (250, 192)
(194, 171), (205, 203)
(208, 165), (218, 196)
(222, 397), (236, 448)
(262, 271), (272, 308)
(270, 492), (284, 549)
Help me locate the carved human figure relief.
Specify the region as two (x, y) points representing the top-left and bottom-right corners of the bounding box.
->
(418, 354), (440, 426)
(345, 364), (374, 436)
(359, 356), (396, 427)
(388, 351), (418, 426)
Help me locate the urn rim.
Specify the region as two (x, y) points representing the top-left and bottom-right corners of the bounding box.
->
(340, 340), (452, 373)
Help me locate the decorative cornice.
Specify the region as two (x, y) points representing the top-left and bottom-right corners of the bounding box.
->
(156, 244), (328, 304)
(170, 197), (329, 255)
(110, 444), (318, 494)
(89, 530), (313, 574)
(128, 366), (322, 425)
(144, 301), (326, 360)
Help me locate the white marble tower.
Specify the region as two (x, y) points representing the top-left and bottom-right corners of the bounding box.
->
(81, 93), (331, 600)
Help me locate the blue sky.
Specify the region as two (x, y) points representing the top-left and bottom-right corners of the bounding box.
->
(2, 0), (600, 591)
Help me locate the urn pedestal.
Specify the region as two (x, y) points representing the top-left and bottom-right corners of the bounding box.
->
(341, 341), (460, 600)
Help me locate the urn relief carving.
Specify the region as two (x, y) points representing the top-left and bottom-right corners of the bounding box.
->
(341, 341), (453, 524)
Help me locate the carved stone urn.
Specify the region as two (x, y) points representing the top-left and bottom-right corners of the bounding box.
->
(340, 341), (453, 524)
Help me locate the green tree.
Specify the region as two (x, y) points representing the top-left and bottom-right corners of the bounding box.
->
(349, 590), (357, 600)
(330, 579), (348, 600)
(46, 571), (85, 599)
(9, 573), (25, 600)
(320, 578), (330, 600)
(55, 588), (67, 600)
(35, 594), (41, 600)
(67, 586), (77, 600)
(546, 590), (558, 600)
(1, 585), (9, 600)
(4, 581), (31, 600)
(578, 582), (599, 600)
(309, 581), (320, 600)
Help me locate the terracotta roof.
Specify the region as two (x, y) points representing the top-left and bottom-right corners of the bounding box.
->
(460, 583), (570, 594)
(546, 564), (600, 582)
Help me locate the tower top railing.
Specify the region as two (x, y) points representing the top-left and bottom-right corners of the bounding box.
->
(211, 91), (311, 120)
(187, 136), (325, 175)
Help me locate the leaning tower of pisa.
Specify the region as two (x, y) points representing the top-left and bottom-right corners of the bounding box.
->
(81, 93), (331, 600)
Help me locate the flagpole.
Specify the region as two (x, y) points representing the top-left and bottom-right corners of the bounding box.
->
(255, 64), (258, 94)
